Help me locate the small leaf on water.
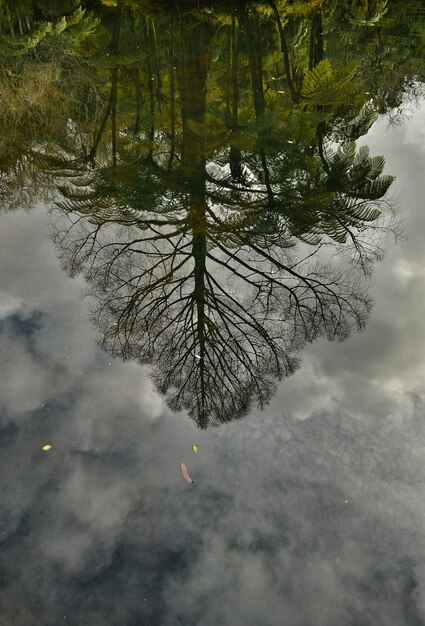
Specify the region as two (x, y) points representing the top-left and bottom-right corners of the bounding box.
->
(180, 463), (194, 484)
(192, 444), (199, 453)
(42, 444), (52, 451)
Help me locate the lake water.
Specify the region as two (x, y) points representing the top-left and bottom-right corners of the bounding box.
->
(1, 2), (425, 624)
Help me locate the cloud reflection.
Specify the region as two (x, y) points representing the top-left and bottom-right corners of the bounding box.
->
(1, 99), (425, 626)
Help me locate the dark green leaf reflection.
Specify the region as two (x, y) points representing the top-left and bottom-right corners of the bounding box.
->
(2, 0), (423, 427)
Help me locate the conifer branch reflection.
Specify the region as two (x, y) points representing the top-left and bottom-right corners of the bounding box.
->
(1, 1), (409, 426)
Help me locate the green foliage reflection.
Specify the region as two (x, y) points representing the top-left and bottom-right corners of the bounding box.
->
(1, 0), (419, 426)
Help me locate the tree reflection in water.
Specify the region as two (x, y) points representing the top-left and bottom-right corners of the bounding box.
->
(1, 0), (408, 426)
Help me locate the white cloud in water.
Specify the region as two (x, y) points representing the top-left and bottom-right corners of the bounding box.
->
(1, 107), (425, 624)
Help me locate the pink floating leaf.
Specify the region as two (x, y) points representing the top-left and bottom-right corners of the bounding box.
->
(180, 463), (194, 484)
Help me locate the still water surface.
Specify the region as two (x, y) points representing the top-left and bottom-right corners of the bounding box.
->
(1, 1), (425, 624)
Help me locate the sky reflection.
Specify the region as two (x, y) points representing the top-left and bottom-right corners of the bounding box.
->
(1, 104), (425, 624)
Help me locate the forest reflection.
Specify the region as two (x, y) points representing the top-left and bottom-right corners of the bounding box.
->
(2, 0), (424, 426)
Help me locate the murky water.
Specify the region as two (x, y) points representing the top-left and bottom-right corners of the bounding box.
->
(1, 2), (425, 624)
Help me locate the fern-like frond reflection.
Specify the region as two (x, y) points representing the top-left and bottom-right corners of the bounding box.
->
(1, 0), (416, 426)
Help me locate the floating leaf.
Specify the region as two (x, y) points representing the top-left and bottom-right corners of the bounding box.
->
(180, 463), (194, 484)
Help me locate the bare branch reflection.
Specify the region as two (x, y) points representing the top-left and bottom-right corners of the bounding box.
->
(1, 1), (402, 426)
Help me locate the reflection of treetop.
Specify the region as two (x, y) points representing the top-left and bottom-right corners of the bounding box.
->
(1, 0), (415, 426)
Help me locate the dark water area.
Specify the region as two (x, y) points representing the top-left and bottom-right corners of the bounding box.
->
(1, 1), (425, 624)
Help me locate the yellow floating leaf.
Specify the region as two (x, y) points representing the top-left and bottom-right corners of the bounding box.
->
(192, 444), (199, 453)
(42, 444), (52, 451)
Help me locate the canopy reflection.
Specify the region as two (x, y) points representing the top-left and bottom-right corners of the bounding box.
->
(1, 0), (415, 426)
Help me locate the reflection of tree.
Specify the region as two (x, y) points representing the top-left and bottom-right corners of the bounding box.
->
(1, 1), (405, 426)
(54, 173), (374, 427)
(344, 0), (388, 27)
(0, 5), (101, 209)
(47, 9), (398, 427)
